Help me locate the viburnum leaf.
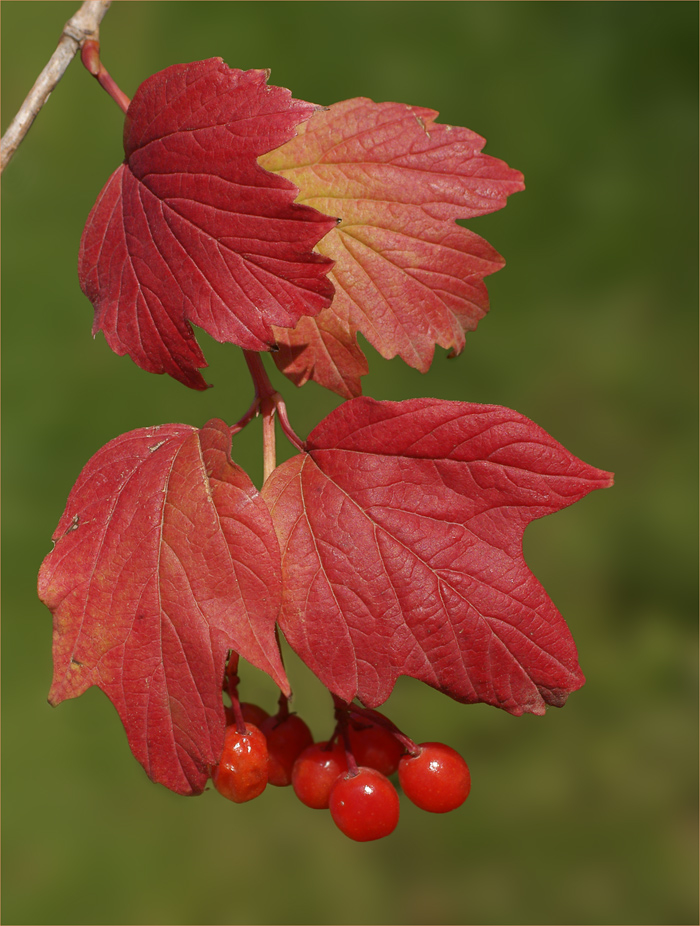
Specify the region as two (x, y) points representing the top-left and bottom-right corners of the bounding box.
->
(79, 59), (337, 390)
(259, 98), (525, 397)
(38, 418), (287, 795)
(262, 398), (613, 714)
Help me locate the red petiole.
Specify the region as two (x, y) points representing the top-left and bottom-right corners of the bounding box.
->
(81, 40), (130, 113)
(236, 351), (305, 484)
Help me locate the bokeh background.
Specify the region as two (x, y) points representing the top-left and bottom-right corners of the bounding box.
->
(2, 3), (697, 924)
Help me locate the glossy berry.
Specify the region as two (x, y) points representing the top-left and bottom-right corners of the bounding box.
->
(398, 742), (471, 813)
(260, 713), (314, 787)
(348, 716), (404, 776)
(329, 767), (400, 841)
(211, 723), (269, 803)
(224, 701), (270, 729)
(292, 740), (348, 809)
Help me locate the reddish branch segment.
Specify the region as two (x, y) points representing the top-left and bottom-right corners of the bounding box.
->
(80, 40), (130, 112)
(262, 397), (613, 714)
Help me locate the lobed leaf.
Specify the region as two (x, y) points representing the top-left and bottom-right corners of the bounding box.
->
(262, 398), (613, 714)
(79, 59), (337, 389)
(38, 419), (287, 795)
(260, 99), (525, 396)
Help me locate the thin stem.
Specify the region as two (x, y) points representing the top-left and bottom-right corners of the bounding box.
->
(261, 394), (277, 485)
(242, 351), (305, 482)
(81, 40), (130, 112)
(1, 0), (112, 172)
(228, 691), (247, 736)
(348, 703), (418, 755)
(275, 692), (291, 722)
(274, 396), (306, 453)
(224, 653), (248, 735)
(331, 699), (359, 777)
(243, 350), (277, 403)
(244, 351), (277, 482)
(230, 396), (262, 437)
(224, 651), (240, 699)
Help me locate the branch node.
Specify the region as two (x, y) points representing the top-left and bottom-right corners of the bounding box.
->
(63, 22), (88, 45)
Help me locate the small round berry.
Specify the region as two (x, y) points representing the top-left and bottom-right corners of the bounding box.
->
(398, 742), (471, 813)
(260, 713), (314, 787)
(292, 740), (348, 809)
(225, 701), (270, 729)
(348, 715), (404, 776)
(211, 723), (268, 803)
(329, 767), (400, 841)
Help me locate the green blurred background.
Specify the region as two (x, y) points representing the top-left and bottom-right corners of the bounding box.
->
(2, 2), (697, 924)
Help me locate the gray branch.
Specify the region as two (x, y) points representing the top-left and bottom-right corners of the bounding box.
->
(1, 0), (112, 173)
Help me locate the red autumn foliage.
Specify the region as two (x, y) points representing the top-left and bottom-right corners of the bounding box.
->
(262, 397), (613, 713)
(261, 98), (525, 396)
(38, 419), (287, 795)
(36, 57), (611, 795)
(79, 59), (336, 390)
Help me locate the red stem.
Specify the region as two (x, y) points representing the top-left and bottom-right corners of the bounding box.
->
(241, 351), (305, 482)
(224, 653), (249, 735)
(228, 696), (247, 736)
(242, 350), (276, 402)
(81, 40), (130, 113)
(330, 692), (358, 778)
(275, 692), (291, 722)
(332, 694), (359, 776)
(230, 396), (261, 437)
(274, 396), (305, 453)
(225, 651), (240, 697)
(347, 703), (418, 756)
(260, 394), (276, 485)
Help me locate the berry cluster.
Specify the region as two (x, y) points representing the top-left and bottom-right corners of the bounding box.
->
(211, 661), (471, 842)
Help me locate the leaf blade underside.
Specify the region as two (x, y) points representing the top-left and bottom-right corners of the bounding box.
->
(260, 98), (525, 397)
(79, 59), (338, 389)
(38, 419), (287, 795)
(262, 397), (613, 714)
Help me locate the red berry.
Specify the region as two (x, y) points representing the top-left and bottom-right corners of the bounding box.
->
(211, 723), (268, 803)
(329, 767), (400, 841)
(224, 701), (270, 729)
(398, 742), (471, 813)
(348, 716), (404, 776)
(260, 713), (314, 787)
(292, 740), (348, 809)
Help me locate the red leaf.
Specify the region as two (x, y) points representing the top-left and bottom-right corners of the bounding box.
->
(38, 419), (287, 795)
(262, 398), (613, 714)
(260, 99), (525, 396)
(79, 59), (337, 390)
